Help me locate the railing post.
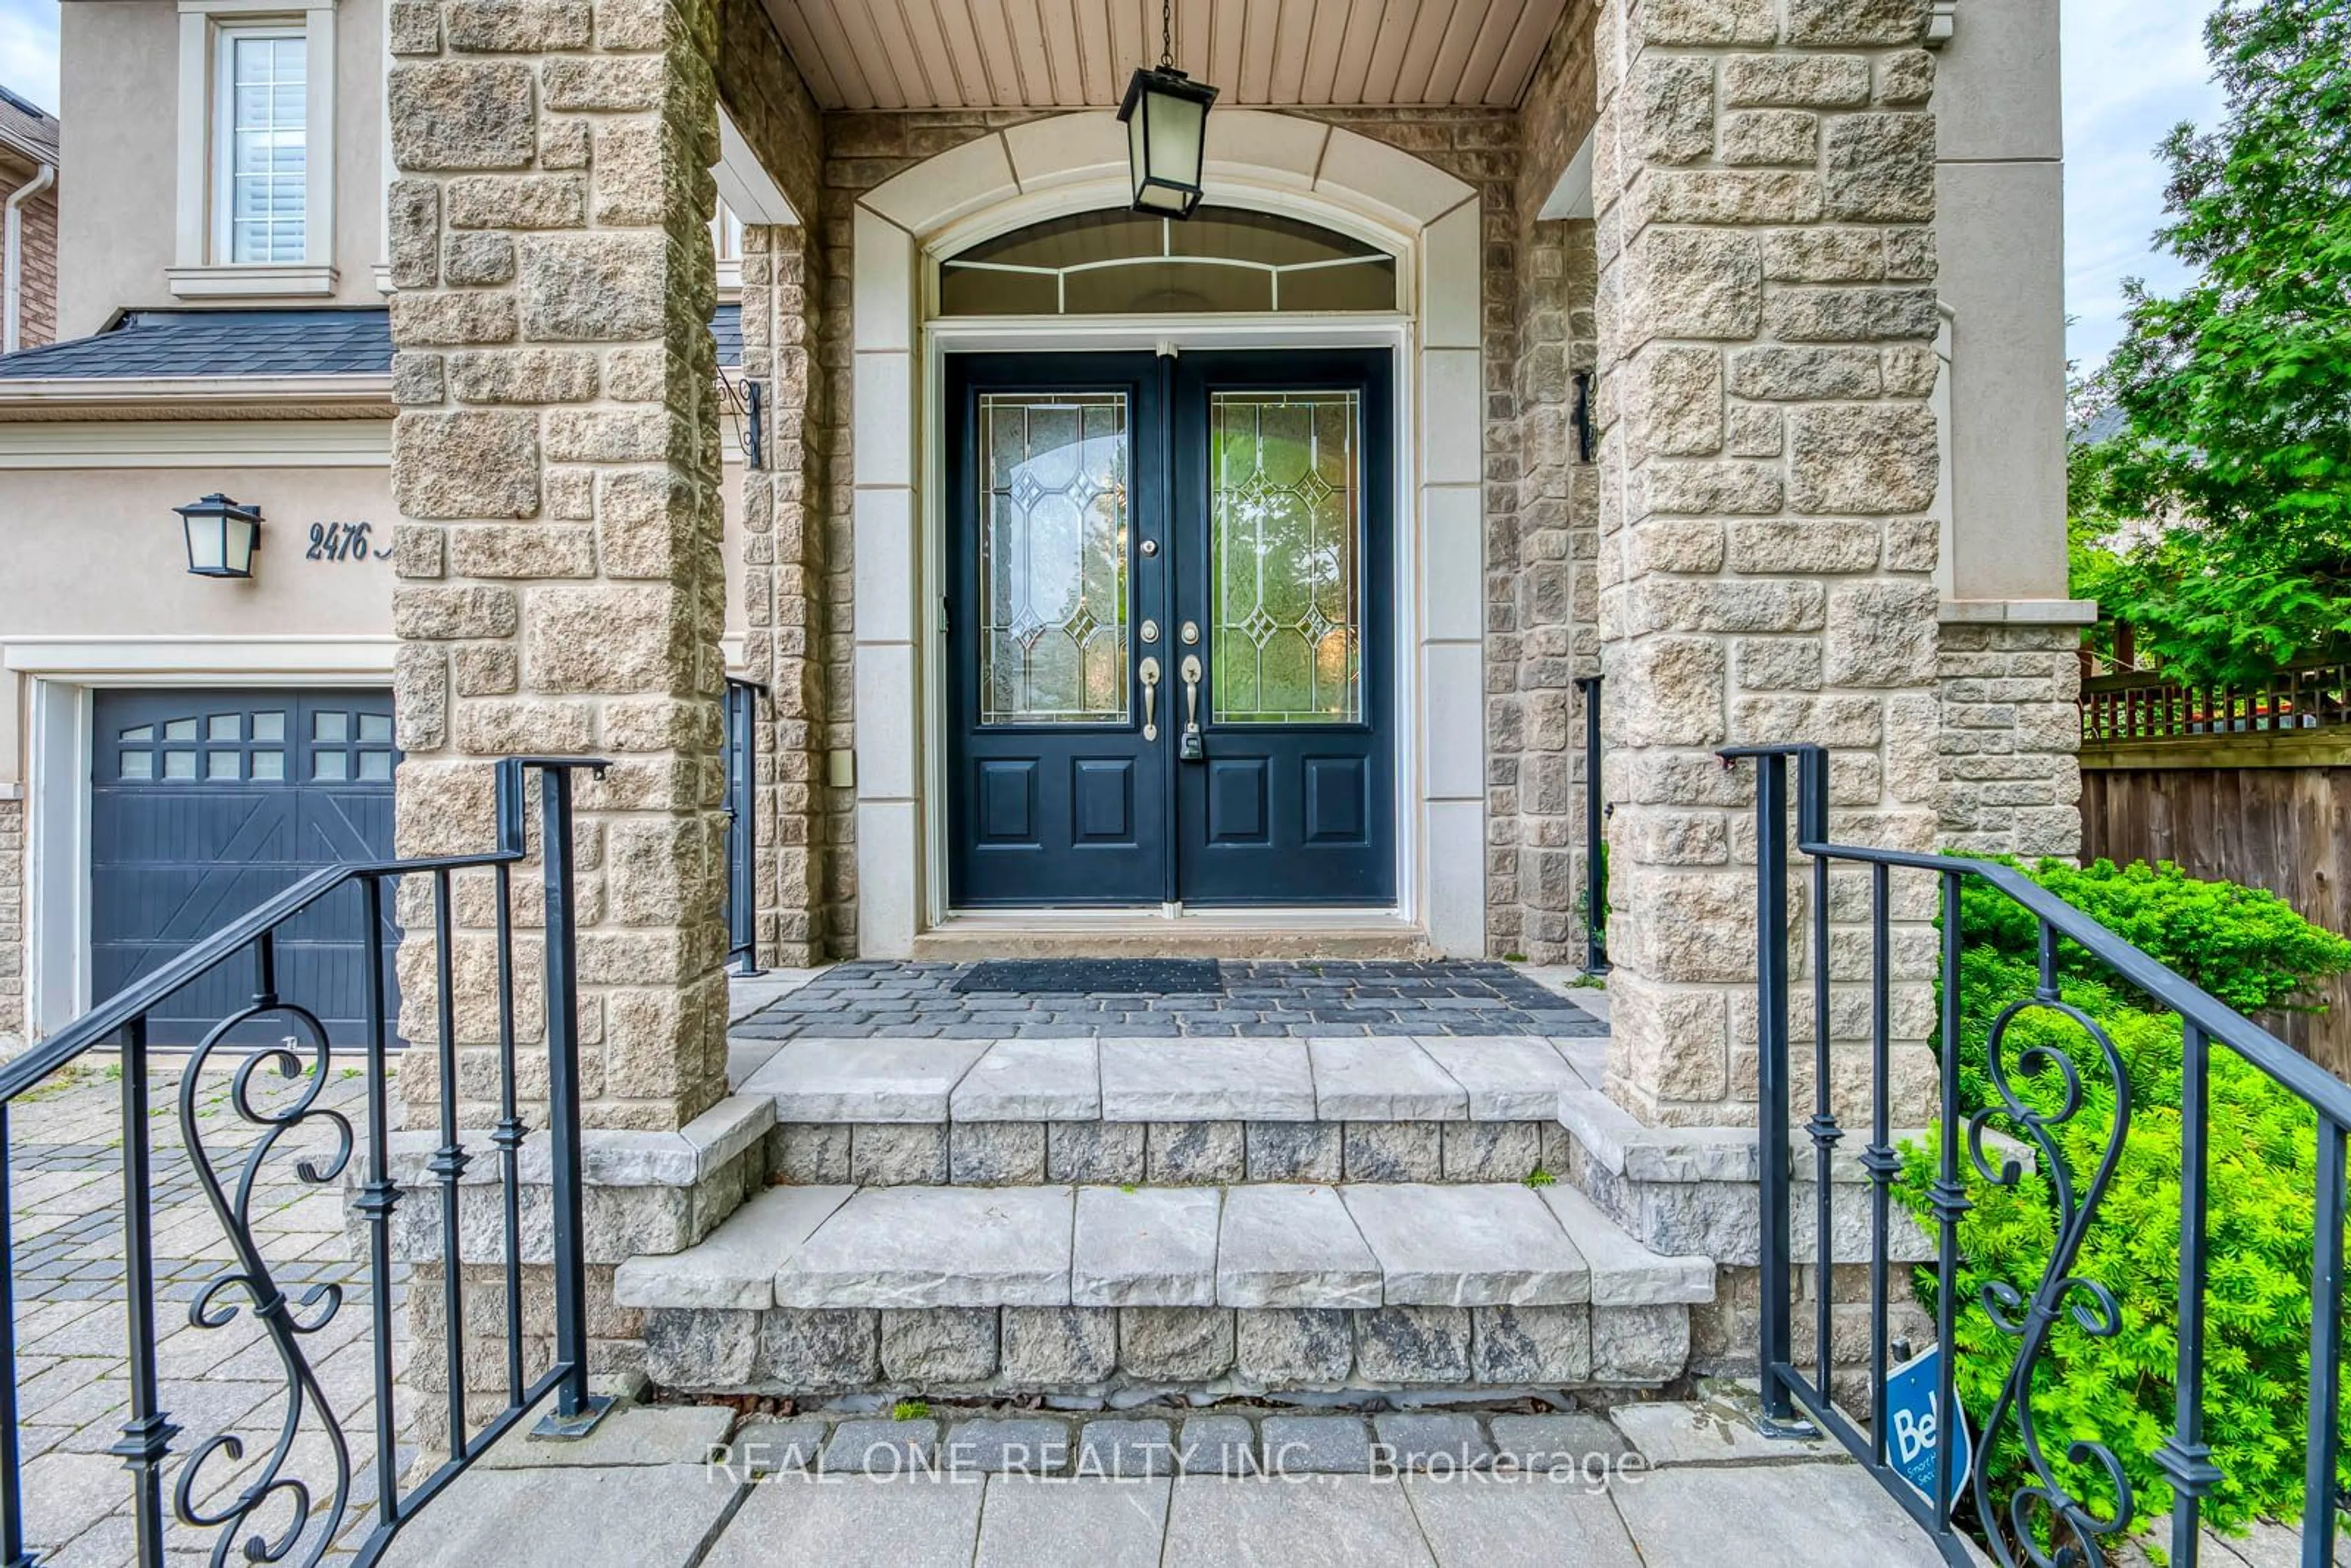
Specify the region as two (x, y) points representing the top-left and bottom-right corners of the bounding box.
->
(531, 760), (613, 1439)
(1574, 673), (1608, 976)
(725, 678), (763, 978)
(109, 1016), (178, 1566)
(1752, 750), (1799, 1428)
(2157, 1022), (2222, 1567)
(0, 1104), (31, 1568)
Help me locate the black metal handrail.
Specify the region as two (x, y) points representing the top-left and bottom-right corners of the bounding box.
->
(0, 756), (613, 1568)
(1575, 673), (1609, 976)
(724, 676), (767, 977)
(1723, 743), (2348, 1568)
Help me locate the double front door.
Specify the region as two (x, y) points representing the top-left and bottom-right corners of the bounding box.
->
(947, 350), (1395, 907)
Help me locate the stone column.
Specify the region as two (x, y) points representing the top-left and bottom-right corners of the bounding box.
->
(737, 220), (835, 964)
(386, 0), (732, 1135)
(1591, 0), (1944, 1127)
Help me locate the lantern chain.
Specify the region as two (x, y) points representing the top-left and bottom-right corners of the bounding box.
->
(1160, 0), (1174, 67)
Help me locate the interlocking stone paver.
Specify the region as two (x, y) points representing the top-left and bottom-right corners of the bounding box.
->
(701, 1475), (986, 1568)
(973, 1475), (1171, 1568)
(1164, 1471), (1434, 1565)
(724, 1418), (828, 1476)
(1401, 1473), (1644, 1567)
(950, 1038), (1102, 1121)
(1070, 1185), (1220, 1307)
(1414, 1036), (1589, 1120)
(1488, 1411), (1631, 1471)
(734, 960), (1605, 1041)
(772, 1185), (1075, 1308)
(1339, 1184), (1591, 1306)
(1607, 1463), (1951, 1567)
(1258, 1415), (1375, 1474)
(1215, 1185), (1381, 1308)
(737, 1038), (993, 1121)
(1099, 1038), (1314, 1121)
(942, 1417), (1070, 1475)
(1176, 1414), (1259, 1476)
(1371, 1412), (1495, 1471)
(819, 1419), (940, 1475)
(612, 1184), (853, 1310)
(1075, 1418), (1174, 1479)
(1307, 1038), (1468, 1120)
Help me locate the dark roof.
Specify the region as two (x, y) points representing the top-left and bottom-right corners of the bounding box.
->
(2073, 403), (2129, 447)
(0, 83), (58, 167)
(0, 303), (746, 380)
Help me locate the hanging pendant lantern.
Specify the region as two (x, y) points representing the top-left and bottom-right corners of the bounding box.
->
(1119, 0), (1217, 218)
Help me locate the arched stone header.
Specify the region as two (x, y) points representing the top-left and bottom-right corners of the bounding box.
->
(847, 110), (1489, 958)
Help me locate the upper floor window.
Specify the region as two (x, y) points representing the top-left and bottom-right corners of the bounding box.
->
(171, 0), (339, 298)
(939, 207), (1400, 317)
(218, 26), (308, 264)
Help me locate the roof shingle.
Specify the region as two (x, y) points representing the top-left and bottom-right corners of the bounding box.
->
(0, 304), (745, 381)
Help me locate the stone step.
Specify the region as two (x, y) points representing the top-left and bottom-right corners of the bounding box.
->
(618, 1180), (1711, 1398)
(907, 924), (1438, 961)
(615, 1179), (1712, 1315)
(730, 1035), (1611, 1187)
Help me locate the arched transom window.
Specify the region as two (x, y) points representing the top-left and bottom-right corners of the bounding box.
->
(939, 206), (1400, 317)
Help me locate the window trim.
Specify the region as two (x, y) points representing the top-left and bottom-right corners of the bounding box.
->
(171, 0), (339, 298)
(211, 21), (309, 268)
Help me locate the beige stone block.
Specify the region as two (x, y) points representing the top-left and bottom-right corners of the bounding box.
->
(541, 54), (665, 110)
(1630, 346), (1723, 457)
(1785, 0), (1928, 46)
(388, 0), (441, 53)
(1727, 694), (1883, 748)
(394, 585), (520, 642)
(1823, 113), (1935, 222)
(1725, 519), (1880, 574)
(444, 0), (592, 51)
(1643, 460), (1783, 517)
(1641, 0), (1778, 45)
(1826, 582), (1940, 687)
(1728, 345), (1880, 400)
(1635, 170), (1822, 227)
(1763, 285), (1937, 342)
(1883, 517), (1937, 572)
(520, 232), (669, 341)
(1625, 228), (1763, 342)
(1725, 406), (1783, 458)
(446, 174), (587, 230)
(391, 293), (519, 348)
(390, 62), (537, 172)
(449, 522), (598, 579)
(1720, 110), (1818, 166)
(395, 760), (502, 857)
(1788, 403), (1937, 513)
(597, 470), (704, 579)
(1761, 228), (1887, 283)
(452, 697), (599, 755)
(1625, 519), (1726, 576)
(393, 351), (446, 407)
(1720, 53), (1870, 107)
(1607, 970), (1731, 1102)
(524, 585), (692, 694)
(1881, 343), (1940, 396)
(1877, 48), (1935, 104)
(1635, 56), (1715, 163)
(1733, 637), (1824, 692)
(447, 348), (598, 404)
(395, 410), (541, 520)
(392, 523), (446, 579)
(454, 643), (520, 697)
(388, 181), (440, 290)
(1604, 637), (1726, 748)
(1632, 579), (1826, 636)
(396, 643), (450, 751)
(545, 408), (676, 463)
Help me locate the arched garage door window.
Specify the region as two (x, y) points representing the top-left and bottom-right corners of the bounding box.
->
(939, 206), (1400, 317)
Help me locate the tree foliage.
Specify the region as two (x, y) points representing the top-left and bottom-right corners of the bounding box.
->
(2071, 0), (2351, 688)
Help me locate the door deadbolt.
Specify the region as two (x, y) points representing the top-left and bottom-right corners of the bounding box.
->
(1140, 619), (1160, 644)
(1139, 538), (1158, 557)
(1180, 621), (1200, 645)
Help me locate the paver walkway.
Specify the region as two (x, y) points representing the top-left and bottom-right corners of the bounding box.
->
(732, 959), (1609, 1040)
(378, 1397), (1955, 1568)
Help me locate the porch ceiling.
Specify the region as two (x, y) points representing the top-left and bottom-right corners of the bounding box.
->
(765, 0), (1569, 111)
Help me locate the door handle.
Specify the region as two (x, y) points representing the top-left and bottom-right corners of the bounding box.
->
(1179, 655), (1204, 761)
(1140, 656), (1161, 741)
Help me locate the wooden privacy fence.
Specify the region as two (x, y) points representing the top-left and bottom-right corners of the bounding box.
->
(2079, 657), (2351, 1080)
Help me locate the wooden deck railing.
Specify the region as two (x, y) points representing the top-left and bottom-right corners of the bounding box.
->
(2080, 657), (2351, 744)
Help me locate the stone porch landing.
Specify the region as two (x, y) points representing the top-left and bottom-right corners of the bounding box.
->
(380, 1390), (1957, 1568)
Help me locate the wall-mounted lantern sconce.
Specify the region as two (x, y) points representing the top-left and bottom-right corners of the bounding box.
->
(1120, 3), (1217, 218)
(1570, 370), (1595, 464)
(175, 493), (262, 579)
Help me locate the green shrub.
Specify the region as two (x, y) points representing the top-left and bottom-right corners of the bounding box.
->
(1897, 857), (2351, 1550)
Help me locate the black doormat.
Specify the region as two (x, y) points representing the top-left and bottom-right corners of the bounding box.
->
(954, 958), (1225, 995)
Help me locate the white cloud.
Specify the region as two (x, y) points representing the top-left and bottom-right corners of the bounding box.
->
(0, 0), (59, 115)
(2060, 0), (2225, 370)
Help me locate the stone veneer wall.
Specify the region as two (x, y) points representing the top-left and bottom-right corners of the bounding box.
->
(0, 800), (20, 1051)
(1937, 620), (2083, 857)
(384, 0), (735, 1134)
(1589, 0), (1949, 1128)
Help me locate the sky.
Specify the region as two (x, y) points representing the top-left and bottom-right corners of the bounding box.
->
(0, 0), (2227, 371)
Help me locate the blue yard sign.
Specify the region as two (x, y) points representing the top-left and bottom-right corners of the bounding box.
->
(1885, 1345), (1973, 1510)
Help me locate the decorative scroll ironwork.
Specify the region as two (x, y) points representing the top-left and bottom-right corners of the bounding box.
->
(1723, 742), (2351, 1568)
(171, 982), (354, 1567)
(0, 758), (612, 1568)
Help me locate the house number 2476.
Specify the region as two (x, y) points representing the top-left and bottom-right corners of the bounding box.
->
(307, 521), (392, 563)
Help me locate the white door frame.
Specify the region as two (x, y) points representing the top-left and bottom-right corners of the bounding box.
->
(850, 111), (1488, 958)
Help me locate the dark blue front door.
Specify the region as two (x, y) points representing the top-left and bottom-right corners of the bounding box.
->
(91, 688), (399, 1045)
(947, 350), (1395, 907)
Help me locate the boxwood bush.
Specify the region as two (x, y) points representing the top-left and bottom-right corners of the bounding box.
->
(1896, 857), (2351, 1553)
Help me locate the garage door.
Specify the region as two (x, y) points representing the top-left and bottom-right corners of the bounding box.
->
(92, 689), (399, 1046)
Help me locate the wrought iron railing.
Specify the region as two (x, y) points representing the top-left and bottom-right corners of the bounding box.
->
(1575, 673), (1609, 976)
(2081, 656), (2351, 743)
(1723, 743), (2349, 1567)
(0, 757), (612, 1568)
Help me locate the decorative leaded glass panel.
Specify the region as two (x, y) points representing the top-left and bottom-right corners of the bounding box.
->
(1210, 391), (1362, 725)
(978, 392), (1131, 726)
(940, 206), (1398, 317)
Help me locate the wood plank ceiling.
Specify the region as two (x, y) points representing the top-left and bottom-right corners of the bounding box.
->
(765, 0), (1570, 110)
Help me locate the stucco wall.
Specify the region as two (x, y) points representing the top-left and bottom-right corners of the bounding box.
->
(57, 0), (390, 339)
